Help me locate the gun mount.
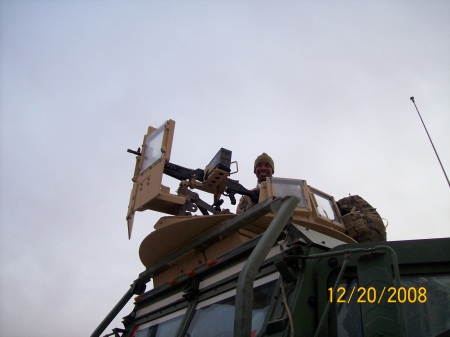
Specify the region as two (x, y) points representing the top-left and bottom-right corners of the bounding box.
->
(126, 120), (259, 238)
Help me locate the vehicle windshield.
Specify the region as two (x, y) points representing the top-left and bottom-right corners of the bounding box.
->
(186, 279), (277, 337)
(134, 309), (186, 337)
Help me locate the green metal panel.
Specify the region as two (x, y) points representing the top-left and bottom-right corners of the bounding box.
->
(356, 251), (405, 337)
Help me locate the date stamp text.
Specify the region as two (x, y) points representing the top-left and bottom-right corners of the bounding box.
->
(328, 286), (427, 304)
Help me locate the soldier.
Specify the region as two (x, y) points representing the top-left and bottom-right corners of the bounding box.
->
(236, 153), (275, 214)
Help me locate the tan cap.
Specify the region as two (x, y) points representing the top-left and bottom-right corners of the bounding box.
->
(254, 153), (274, 173)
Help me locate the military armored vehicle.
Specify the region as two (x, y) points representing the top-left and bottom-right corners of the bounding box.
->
(92, 120), (450, 337)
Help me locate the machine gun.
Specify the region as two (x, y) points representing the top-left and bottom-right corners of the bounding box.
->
(164, 160), (259, 206)
(129, 148), (259, 213)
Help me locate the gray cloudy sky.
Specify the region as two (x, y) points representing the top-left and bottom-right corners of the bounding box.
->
(1, 1), (449, 336)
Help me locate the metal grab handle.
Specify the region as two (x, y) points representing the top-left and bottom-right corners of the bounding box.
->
(90, 282), (145, 337)
(234, 196), (300, 337)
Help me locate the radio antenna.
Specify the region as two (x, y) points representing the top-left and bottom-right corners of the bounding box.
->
(410, 96), (449, 187)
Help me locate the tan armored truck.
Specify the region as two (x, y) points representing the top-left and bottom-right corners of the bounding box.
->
(92, 120), (450, 337)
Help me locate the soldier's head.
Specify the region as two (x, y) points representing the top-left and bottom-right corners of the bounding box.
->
(254, 153), (274, 183)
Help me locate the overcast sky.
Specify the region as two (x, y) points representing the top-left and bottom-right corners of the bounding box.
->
(1, 1), (449, 336)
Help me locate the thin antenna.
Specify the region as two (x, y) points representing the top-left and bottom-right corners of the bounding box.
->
(410, 97), (450, 187)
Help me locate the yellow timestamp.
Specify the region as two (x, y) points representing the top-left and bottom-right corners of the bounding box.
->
(328, 286), (427, 304)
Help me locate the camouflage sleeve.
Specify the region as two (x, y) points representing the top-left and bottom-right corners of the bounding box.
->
(236, 195), (254, 214)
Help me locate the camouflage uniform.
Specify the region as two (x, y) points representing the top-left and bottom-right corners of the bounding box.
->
(236, 192), (257, 214)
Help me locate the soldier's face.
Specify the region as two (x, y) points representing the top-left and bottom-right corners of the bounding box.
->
(255, 162), (273, 183)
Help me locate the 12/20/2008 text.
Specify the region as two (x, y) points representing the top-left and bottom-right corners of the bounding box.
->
(328, 286), (427, 304)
